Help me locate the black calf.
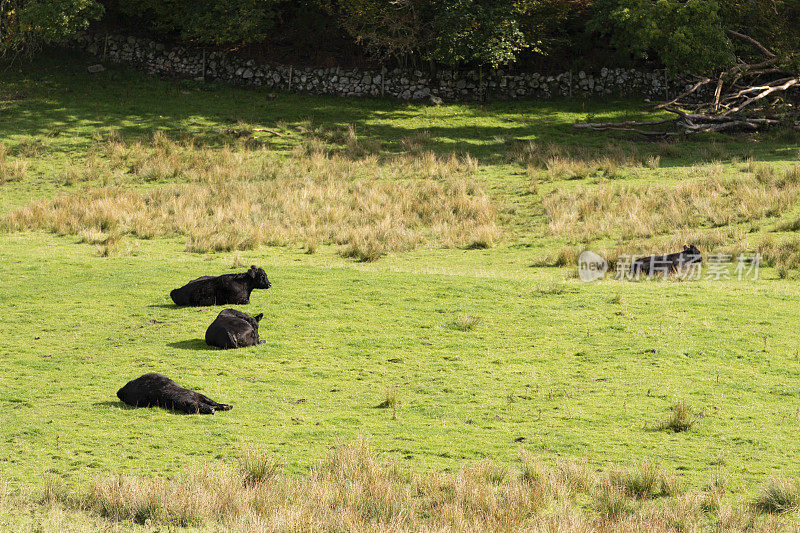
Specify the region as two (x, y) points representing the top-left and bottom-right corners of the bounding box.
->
(170, 265), (271, 306)
(631, 245), (702, 278)
(205, 308), (264, 349)
(117, 373), (232, 414)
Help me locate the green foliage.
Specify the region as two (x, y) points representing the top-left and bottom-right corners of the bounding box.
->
(321, 0), (542, 66)
(317, 0), (428, 59)
(0, 0), (103, 55)
(516, 0), (596, 58)
(718, 0), (800, 74)
(426, 0), (527, 66)
(4, 0), (799, 72)
(591, 0), (734, 73)
(116, 0), (285, 44)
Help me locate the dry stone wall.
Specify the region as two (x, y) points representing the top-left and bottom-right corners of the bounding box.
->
(74, 33), (702, 102)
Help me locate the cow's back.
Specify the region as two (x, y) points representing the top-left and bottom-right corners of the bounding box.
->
(205, 310), (259, 349)
(171, 276), (218, 306)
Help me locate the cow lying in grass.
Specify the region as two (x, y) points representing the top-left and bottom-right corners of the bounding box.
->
(170, 265), (271, 306)
(631, 245), (702, 279)
(205, 309), (264, 349)
(117, 373), (232, 414)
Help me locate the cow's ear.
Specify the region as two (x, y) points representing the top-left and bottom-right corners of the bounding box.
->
(255, 313), (263, 322)
(683, 244), (689, 250)
(249, 266), (257, 278)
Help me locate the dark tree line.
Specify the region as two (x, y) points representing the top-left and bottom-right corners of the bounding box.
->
(2, 0), (798, 74)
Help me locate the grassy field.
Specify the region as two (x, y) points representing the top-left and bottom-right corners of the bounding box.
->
(1, 52), (800, 530)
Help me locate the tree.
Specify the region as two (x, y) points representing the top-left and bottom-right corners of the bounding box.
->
(316, 0), (431, 61)
(591, 0), (734, 73)
(115, 0), (286, 44)
(0, 0), (103, 56)
(426, 0), (528, 66)
(320, 0), (531, 67)
(591, 0), (799, 75)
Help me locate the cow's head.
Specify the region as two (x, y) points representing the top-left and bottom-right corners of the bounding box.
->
(248, 266), (272, 289)
(683, 244), (702, 263)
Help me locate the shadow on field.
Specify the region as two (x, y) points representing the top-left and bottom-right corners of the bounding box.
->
(93, 401), (199, 415)
(168, 339), (212, 350)
(148, 303), (179, 309)
(93, 401), (135, 410)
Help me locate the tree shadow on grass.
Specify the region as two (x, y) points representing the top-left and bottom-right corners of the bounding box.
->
(168, 339), (213, 350)
(5, 51), (792, 176)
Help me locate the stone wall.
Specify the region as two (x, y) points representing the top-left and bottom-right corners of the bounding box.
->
(74, 33), (700, 102)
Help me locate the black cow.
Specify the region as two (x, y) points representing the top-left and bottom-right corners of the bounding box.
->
(631, 244), (702, 278)
(170, 265), (271, 306)
(205, 308), (264, 349)
(117, 373), (232, 414)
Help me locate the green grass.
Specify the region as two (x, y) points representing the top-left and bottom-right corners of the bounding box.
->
(1, 51), (800, 523)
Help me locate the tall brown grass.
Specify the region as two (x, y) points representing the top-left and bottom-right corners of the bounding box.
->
(0, 143), (27, 184)
(506, 140), (661, 180)
(24, 439), (791, 532)
(2, 134), (497, 259)
(544, 167), (800, 242)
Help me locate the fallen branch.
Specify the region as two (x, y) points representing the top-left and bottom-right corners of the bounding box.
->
(253, 128), (284, 137)
(573, 31), (799, 137)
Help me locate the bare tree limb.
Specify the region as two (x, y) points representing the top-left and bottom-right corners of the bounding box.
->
(726, 30), (776, 59)
(722, 78), (799, 116)
(655, 77), (711, 110)
(573, 31), (797, 138)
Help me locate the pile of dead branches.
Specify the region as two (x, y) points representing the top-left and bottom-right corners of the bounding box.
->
(575, 30), (799, 137)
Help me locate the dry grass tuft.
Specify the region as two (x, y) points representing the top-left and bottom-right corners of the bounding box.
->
(657, 400), (703, 433)
(0, 143), (28, 184)
(595, 484), (636, 519)
(237, 448), (281, 486)
(606, 459), (680, 499)
(452, 313), (480, 331)
(544, 167), (800, 242)
(758, 235), (800, 272)
(400, 130), (432, 154)
(2, 135), (497, 260)
(530, 246), (580, 267)
(507, 140), (653, 180)
(753, 476), (800, 514)
(378, 385), (400, 410)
